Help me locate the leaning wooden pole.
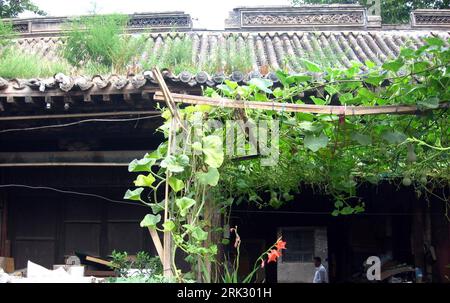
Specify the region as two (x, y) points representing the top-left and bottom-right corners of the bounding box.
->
(152, 68), (180, 278)
(154, 91), (449, 116)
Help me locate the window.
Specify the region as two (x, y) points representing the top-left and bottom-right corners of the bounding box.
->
(281, 228), (314, 263)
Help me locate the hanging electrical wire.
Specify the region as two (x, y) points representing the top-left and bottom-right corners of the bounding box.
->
(0, 114), (161, 134)
(0, 184), (146, 208)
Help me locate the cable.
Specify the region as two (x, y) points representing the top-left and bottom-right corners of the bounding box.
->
(0, 184), (440, 216)
(0, 115), (161, 134)
(231, 209), (422, 216)
(0, 184), (146, 208)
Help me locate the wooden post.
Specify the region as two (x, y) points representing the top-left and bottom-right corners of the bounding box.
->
(162, 117), (175, 278)
(0, 196), (8, 257)
(152, 68), (181, 279)
(411, 197), (425, 280)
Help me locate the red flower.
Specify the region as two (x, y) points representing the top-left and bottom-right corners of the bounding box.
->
(267, 249), (281, 263)
(275, 239), (287, 251)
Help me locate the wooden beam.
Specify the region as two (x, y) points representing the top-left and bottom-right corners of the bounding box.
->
(148, 228), (164, 262)
(0, 110), (160, 121)
(0, 150), (149, 166)
(154, 91), (449, 116)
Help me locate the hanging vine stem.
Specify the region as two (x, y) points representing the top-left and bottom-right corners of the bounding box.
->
(405, 137), (450, 151)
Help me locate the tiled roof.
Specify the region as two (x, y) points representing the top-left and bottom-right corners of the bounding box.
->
(17, 31), (450, 70)
(6, 30), (448, 91)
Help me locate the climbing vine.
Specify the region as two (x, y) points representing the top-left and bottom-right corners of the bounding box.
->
(125, 36), (449, 281)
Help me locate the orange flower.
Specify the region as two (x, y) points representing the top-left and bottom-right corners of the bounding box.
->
(275, 239), (287, 251)
(267, 249), (281, 263)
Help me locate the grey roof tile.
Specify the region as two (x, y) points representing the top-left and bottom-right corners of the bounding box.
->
(1, 29), (448, 93)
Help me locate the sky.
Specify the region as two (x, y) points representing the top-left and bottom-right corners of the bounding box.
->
(22, 0), (292, 30)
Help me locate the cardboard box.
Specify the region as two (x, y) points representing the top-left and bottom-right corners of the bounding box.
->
(0, 257), (14, 273)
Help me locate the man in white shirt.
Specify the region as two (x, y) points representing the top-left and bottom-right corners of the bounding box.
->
(313, 257), (328, 283)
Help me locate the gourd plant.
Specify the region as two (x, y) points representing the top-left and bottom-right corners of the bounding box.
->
(124, 103), (225, 282)
(125, 36), (449, 281)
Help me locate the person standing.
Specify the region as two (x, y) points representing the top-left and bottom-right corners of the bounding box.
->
(313, 257), (328, 283)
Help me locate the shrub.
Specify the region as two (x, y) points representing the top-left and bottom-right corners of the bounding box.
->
(61, 14), (147, 74)
(0, 20), (15, 47)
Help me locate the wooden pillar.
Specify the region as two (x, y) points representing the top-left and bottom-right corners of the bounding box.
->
(411, 198), (425, 278)
(423, 207), (433, 282)
(0, 197), (9, 257)
(203, 196), (223, 283)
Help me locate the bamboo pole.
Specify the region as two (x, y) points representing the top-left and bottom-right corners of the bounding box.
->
(152, 68), (181, 279)
(154, 91), (449, 116)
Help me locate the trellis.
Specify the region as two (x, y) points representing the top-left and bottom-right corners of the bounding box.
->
(151, 68), (449, 278)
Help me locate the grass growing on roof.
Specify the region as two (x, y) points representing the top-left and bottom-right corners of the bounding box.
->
(0, 49), (71, 78)
(143, 35), (196, 74)
(61, 13), (147, 74)
(204, 36), (253, 74)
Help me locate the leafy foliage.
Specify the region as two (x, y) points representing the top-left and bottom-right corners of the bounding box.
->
(0, 20), (14, 47)
(203, 36), (449, 216)
(126, 36), (449, 282)
(0, 0), (45, 18)
(109, 250), (162, 280)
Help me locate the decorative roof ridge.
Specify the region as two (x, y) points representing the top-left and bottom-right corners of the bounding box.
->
(12, 28), (450, 43)
(5, 11), (193, 36)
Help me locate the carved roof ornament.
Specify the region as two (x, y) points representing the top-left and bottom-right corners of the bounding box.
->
(411, 9), (450, 29)
(225, 5), (371, 30)
(6, 12), (192, 37)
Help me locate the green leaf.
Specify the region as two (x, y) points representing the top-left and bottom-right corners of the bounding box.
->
(149, 201), (165, 214)
(163, 220), (176, 232)
(248, 78), (273, 94)
(382, 131), (407, 144)
(202, 135), (224, 168)
(147, 144), (167, 159)
(365, 60), (376, 69)
(300, 58), (321, 73)
(133, 174), (156, 187)
(382, 58), (404, 72)
(123, 188), (144, 201)
(334, 200), (344, 208)
(417, 97), (439, 109)
(128, 157), (156, 172)
(160, 154), (189, 173)
(424, 37), (444, 48)
(217, 84), (233, 96)
(285, 74), (312, 84)
(310, 96), (326, 105)
(224, 79), (238, 90)
(140, 214), (161, 228)
(197, 167), (220, 186)
(297, 121), (323, 133)
(168, 177), (184, 192)
(340, 207), (354, 215)
(191, 226), (208, 241)
(192, 141), (202, 151)
(175, 197), (196, 217)
(304, 133), (329, 152)
(351, 133), (372, 146)
(365, 74), (385, 86)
